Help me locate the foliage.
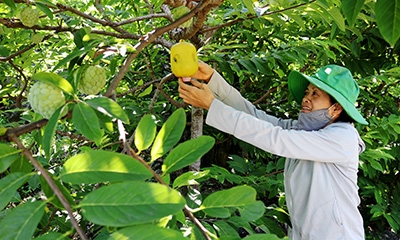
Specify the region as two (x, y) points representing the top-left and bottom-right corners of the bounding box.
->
(0, 0), (399, 239)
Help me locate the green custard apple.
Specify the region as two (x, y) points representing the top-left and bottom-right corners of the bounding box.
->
(19, 7), (40, 27)
(78, 65), (107, 95)
(28, 81), (66, 119)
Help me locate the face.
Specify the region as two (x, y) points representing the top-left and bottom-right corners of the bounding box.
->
(301, 83), (333, 113)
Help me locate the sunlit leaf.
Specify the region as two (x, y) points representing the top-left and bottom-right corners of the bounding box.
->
(109, 224), (186, 240)
(86, 96), (129, 124)
(72, 102), (103, 145)
(135, 114), (157, 153)
(172, 170), (210, 189)
(60, 150), (152, 184)
(162, 136), (215, 174)
(151, 108), (186, 161)
(32, 72), (74, 95)
(200, 185), (257, 218)
(80, 181), (186, 227)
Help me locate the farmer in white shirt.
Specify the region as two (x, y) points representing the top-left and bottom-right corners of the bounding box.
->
(178, 62), (367, 239)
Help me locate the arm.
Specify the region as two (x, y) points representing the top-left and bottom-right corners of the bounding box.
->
(178, 61), (295, 128)
(206, 99), (361, 163)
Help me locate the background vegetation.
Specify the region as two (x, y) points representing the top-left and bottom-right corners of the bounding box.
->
(0, 0), (399, 239)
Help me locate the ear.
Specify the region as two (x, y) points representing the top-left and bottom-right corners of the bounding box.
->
(330, 103), (343, 118)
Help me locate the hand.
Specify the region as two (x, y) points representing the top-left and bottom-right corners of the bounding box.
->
(191, 60), (214, 82)
(178, 78), (215, 110)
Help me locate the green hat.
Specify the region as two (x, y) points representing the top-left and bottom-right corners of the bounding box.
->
(288, 64), (368, 125)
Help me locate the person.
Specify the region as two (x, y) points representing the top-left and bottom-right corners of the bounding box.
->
(178, 61), (368, 240)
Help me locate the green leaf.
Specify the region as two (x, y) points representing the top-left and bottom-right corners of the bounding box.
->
(0, 173), (32, 210)
(2, 0), (15, 9)
(40, 174), (76, 209)
(32, 72), (74, 95)
(60, 150), (152, 184)
(109, 224), (187, 240)
(242, 0), (255, 15)
(0, 143), (21, 173)
(35, 232), (69, 240)
(134, 114), (157, 153)
(200, 185), (257, 218)
(72, 102), (103, 145)
(86, 96), (129, 124)
(35, 2), (54, 20)
(341, 0), (365, 27)
(0, 201), (46, 239)
(162, 136), (214, 174)
(243, 234), (287, 240)
(43, 104), (69, 158)
(238, 201), (265, 221)
(238, 59), (258, 75)
(172, 170), (210, 189)
(376, 0), (400, 46)
(79, 181), (186, 227)
(321, 3), (346, 32)
(213, 220), (240, 238)
(53, 44), (94, 71)
(151, 108), (186, 161)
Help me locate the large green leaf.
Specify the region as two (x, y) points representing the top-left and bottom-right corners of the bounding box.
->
(134, 114), (157, 153)
(151, 108), (186, 161)
(72, 102), (103, 145)
(109, 224), (187, 240)
(79, 181), (186, 227)
(35, 232), (69, 240)
(60, 150), (153, 184)
(376, 0), (400, 46)
(0, 172), (32, 210)
(32, 72), (74, 95)
(0, 201), (46, 239)
(200, 185), (257, 218)
(0, 143), (21, 173)
(162, 136), (215, 174)
(86, 96), (129, 124)
(341, 0), (365, 27)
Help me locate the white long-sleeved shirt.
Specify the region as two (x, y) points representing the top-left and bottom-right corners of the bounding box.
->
(205, 71), (365, 240)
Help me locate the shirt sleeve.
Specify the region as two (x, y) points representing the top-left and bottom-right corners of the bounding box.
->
(206, 99), (360, 163)
(208, 70), (295, 129)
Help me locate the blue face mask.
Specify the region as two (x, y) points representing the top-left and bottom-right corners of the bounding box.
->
(291, 105), (335, 131)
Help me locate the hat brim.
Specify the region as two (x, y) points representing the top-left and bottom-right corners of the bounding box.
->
(288, 70), (368, 125)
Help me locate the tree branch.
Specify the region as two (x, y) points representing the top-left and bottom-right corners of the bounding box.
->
(8, 134), (87, 240)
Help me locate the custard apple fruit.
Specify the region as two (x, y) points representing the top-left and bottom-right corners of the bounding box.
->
(28, 81), (66, 119)
(19, 7), (40, 27)
(31, 33), (44, 44)
(78, 65), (107, 95)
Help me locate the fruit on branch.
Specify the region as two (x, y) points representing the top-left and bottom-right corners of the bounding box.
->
(170, 40), (198, 82)
(19, 7), (40, 27)
(171, 5), (193, 28)
(31, 33), (44, 44)
(28, 81), (66, 119)
(78, 65), (107, 95)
